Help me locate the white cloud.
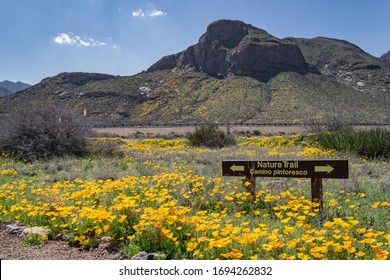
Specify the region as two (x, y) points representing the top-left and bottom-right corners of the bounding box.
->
(132, 8), (166, 18)
(53, 33), (108, 47)
(149, 9), (167, 17)
(53, 33), (77, 45)
(132, 9), (145, 17)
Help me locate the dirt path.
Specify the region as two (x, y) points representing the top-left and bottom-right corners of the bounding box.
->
(0, 222), (115, 260)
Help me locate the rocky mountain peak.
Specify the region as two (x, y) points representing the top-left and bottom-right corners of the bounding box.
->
(199, 19), (249, 49)
(147, 19), (310, 81)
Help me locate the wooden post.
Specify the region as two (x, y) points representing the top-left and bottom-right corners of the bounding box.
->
(244, 176), (256, 202)
(311, 177), (323, 212)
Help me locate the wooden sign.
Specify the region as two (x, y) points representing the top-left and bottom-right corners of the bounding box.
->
(222, 160), (349, 212)
(222, 160), (348, 179)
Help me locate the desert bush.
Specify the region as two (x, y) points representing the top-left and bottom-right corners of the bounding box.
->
(186, 124), (237, 148)
(323, 114), (353, 132)
(304, 114), (352, 133)
(317, 128), (390, 159)
(0, 105), (89, 161)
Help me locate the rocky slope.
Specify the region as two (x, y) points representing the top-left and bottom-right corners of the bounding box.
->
(284, 37), (390, 96)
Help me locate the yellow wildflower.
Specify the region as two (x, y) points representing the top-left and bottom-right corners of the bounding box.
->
(221, 249), (243, 260)
(118, 215), (127, 223)
(297, 253), (310, 260)
(186, 241), (197, 252)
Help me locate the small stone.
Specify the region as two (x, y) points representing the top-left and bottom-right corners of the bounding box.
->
(130, 251), (166, 260)
(100, 236), (112, 243)
(21, 226), (50, 238)
(5, 224), (27, 235)
(55, 230), (70, 241)
(130, 251), (148, 260)
(98, 236), (113, 250)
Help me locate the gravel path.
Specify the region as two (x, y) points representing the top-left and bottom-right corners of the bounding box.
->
(0, 221), (115, 260)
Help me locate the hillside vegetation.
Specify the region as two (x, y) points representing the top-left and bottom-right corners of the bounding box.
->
(0, 70), (387, 125)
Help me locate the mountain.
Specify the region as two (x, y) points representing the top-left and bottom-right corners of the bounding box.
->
(148, 20), (312, 82)
(0, 80), (30, 93)
(0, 19), (389, 125)
(381, 50), (390, 59)
(0, 86), (11, 97)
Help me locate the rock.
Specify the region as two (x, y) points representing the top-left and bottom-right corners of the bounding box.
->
(130, 251), (167, 260)
(147, 19), (310, 81)
(98, 236), (113, 250)
(55, 230), (70, 241)
(5, 224), (27, 235)
(139, 86), (153, 94)
(131, 251), (148, 260)
(21, 226), (51, 238)
(59, 72), (115, 86)
(146, 252), (167, 260)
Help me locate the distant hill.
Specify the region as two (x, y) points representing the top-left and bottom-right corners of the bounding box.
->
(381, 50), (390, 59)
(0, 19), (389, 125)
(0, 86), (11, 97)
(0, 80), (30, 93)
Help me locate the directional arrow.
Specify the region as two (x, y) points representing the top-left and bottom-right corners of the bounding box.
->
(314, 164), (334, 174)
(230, 164), (245, 172)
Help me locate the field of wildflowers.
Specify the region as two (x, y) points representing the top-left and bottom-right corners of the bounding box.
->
(0, 134), (389, 260)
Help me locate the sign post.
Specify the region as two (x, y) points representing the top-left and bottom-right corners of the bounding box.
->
(222, 160), (349, 212)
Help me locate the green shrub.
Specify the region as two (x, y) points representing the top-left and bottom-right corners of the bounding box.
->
(317, 128), (390, 159)
(186, 124), (237, 148)
(0, 105), (89, 161)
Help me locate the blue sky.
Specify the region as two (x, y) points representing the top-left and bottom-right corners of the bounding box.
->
(1, 0), (389, 85)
